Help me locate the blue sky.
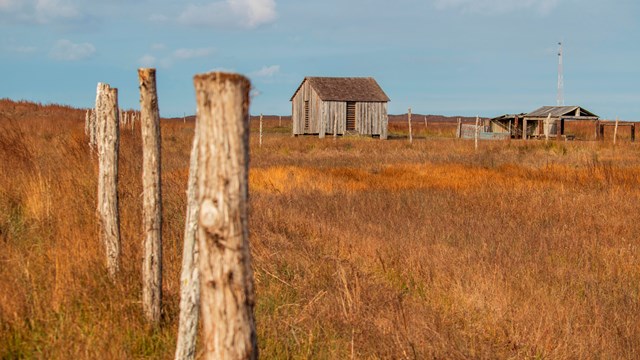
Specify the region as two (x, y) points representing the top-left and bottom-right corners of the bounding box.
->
(1, 0), (638, 119)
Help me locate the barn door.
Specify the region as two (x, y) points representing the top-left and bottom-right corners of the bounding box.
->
(304, 101), (310, 132)
(346, 102), (356, 131)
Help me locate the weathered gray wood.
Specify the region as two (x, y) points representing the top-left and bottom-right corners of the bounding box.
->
(474, 115), (479, 151)
(333, 112), (338, 140)
(85, 109), (91, 137)
(259, 114), (263, 146)
(96, 83), (121, 279)
(544, 114), (550, 142)
(175, 129), (200, 360)
(523, 118), (528, 140)
(291, 79), (388, 138)
(614, 117), (619, 145)
(408, 108), (412, 144)
(193, 72), (257, 360)
(139, 68), (163, 324)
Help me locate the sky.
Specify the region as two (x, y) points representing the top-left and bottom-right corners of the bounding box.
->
(1, 0), (639, 120)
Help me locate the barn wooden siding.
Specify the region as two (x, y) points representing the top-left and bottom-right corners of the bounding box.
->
(291, 79), (388, 139)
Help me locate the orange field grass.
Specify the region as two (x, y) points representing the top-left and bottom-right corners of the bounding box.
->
(1, 99), (639, 358)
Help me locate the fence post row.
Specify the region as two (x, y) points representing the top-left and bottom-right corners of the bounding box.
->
(138, 68), (163, 324)
(193, 72), (258, 360)
(95, 83), (121, 280)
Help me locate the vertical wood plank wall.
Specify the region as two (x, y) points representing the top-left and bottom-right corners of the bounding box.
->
(291, 80), (388, 138)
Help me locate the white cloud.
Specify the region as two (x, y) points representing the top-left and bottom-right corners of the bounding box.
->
(49, 39), (95, 61)
(0, 0), (15, 10)
(149, 13), (168, 22)
(8, 45), (38, 54)
(139, 47), (215, 68)
(173, 47), (214, 60)
(433, 0), (560, 15)
(35, 0), (79, 21)
(251, 65), (280, 77)
(138, 54), (157, 67)
(0, 0), (83, 24)
(178, 0), (277, 29)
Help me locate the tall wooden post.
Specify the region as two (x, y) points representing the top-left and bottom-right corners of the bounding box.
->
(259, 113), (263, 146)
(424, 116), (428, 133)
(631, 124), (636, 142)
(614, 117), (619, 145)
(544, 114), (550, 142)
(193, 72), (257, 360)
(474, 115), (479, 151)
(85, 109), (91, 137)
(279, 115), (282, 127)
(407, 107), (412, 144)
(96, 83), (121, 279)
(456, 118), (461, 138)
(333, 112), (338, 140)
(175, 129), (200, 360)
(139, 68), (163, 324)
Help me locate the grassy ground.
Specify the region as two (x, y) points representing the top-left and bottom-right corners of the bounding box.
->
(1, 100), (639, 358)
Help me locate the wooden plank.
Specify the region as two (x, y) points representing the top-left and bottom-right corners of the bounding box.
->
(346, 102), (356, 131)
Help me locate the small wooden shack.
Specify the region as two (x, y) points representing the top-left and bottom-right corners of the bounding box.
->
(491, 106), (599, 139)
(290, 77), (390, 139)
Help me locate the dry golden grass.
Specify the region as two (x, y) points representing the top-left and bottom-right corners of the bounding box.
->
(1, 99), (639, 359)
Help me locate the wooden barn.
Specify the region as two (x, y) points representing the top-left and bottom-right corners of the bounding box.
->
(290, 77), (390, 139)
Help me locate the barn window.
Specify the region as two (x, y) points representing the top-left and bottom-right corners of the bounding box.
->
(304, 101), (310, 131)
(346, 102), (356, 131)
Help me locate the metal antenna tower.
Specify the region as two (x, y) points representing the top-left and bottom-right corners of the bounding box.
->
(557, 41), (564, 106)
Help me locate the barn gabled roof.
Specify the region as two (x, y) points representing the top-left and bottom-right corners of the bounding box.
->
(526, 106), (598, 118)
(290, 77), (390, 102)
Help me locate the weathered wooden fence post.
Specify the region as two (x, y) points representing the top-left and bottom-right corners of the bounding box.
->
(139, 68), (163, 324)
(175, 129), (200, 360)
(474, 115), (479, 151)
(96, 83), (121, 279)
(408, 107), (412, 144)
(279, 115), (282, 127)
(614, 117), (619, 145)
(85, 109), (91, 137)
(456, 118), (462, 139)
(424, 116), (428, 134)
(544, 114), (550, 142)
(193, 72), (258, 360)
(259, 113), (263, 147)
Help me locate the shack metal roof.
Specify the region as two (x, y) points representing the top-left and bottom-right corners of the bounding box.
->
(290, 77), (390, 102)
(491, 113), (527, 121)
(526, 106), (598, 118)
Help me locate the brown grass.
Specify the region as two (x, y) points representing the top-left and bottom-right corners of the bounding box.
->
(1, 99), (639, 358)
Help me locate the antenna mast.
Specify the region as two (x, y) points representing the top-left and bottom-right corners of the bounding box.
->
(557, 41), (564, 106)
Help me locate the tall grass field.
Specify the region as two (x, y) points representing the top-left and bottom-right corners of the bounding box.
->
(1, 99), (639, 358)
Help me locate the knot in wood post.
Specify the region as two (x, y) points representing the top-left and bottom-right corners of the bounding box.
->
(193, 72), (257, 360)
